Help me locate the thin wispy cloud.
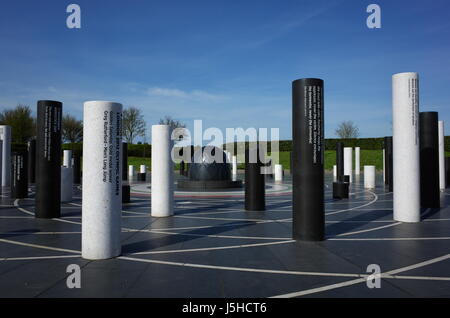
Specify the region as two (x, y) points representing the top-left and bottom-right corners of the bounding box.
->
(146, 87), (228, 102)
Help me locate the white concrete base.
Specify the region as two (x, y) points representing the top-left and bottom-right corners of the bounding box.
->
(364, 166), (376, 189)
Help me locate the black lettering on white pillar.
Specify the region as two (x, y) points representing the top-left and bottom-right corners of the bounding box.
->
(36, 100), (62, 218)
(292, 78), (324, 241)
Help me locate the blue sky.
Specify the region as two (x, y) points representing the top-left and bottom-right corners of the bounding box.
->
(0, 0), (449, 142)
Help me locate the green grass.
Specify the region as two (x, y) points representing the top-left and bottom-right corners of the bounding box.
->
(129, 150), (448, 172)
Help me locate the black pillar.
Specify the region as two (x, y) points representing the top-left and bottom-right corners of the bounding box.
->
(333, 142), (349, 199)
(36, 100), (62, 218)
(384, 137), (393, 192)
(245, 144), (265, 211)
(73, 151), (81, 184)
(122, 184), (130, 203)
(122, 142), (128, 181)
(180, 160), (185, 176)
(420, 112), (440, 208)
(292, 78), (324, 241)
(446, 157), (450, 188)
(11, 150), (28, 199)
(27, 139), (36, 184)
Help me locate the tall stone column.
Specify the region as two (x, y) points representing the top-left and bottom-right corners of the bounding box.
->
(151, 125), (174, 217)
(364, 166), (375, 189)
(0, 125), (11, 188)
(344, 147), (353, 183)
(82, 101), (123, 260)
(355, 147), (360, 175)
(11, 150), (28, 199)
(392, 73), (420, 223)
(292, 78), (324, 241)
(419, 112), (440, 208)
(36, 101), (62, 219)
(438, 121), (445, 191)
(28, 139), (36, 184)
(63, 150), (73, 168)
(245, 144), (265, 211)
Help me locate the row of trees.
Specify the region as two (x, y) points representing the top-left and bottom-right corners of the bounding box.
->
(0, 104), (186, 144)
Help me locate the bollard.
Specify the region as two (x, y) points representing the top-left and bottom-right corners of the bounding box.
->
(82, 101), (122, 260)
(36, 101), (62, 219)
(292, 78), (324, 241)
(393, 73), (420, 223)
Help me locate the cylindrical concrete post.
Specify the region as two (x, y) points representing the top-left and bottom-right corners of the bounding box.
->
(384, 137), (393, 191)
(122, 184), (130, 203)
(151, 125), (174, 217)
(292, 78), (324, 241)
(333, 165), (337, 180)
(0, 141), (2, 194)
(63, 150), (72, 168)
(393, 72), (420, 223)
(355, 147), (360, 175)
(122, 142), (128, 181)
(61, 166), (73, 202)
(382, 149), (385, 183)
(140, 165), (146, 173)
(232, 155), (237, 176)
(82, 101), (123, 260)
(128, 165), (135, 179)
(73, 152), (81, 184)
(11, 150), (28, 199)
(446, 157), (450, 188)
(28, 139), (36, 184)
(336, 142), (344, 182)
(36, 101), (62, 219)
(274, 164), (283, 182)
(420, 112), (440, 208)
(245, 144), (265, 211)
(364, 165), (375, 189)
(0, 125), (11, 187)
(344, 147), (353, 183)
(438, 121), (445, 191)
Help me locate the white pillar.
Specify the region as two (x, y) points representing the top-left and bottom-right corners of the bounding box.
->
(151, 125), (173, 217)
(128, 165), (135, 178)
(0, 125), (11, 187)
(61, 167), (73, 202)
(344, 147), (353, 182)
(364, 166), (376, 189)
(82, 101), (123, 260)
(63, 150), (73, 168)
(333, 165), (337, 181)
(393, 72), (420, 223)
(0, 141), (2, 194)
(382, 149), (386, 183)
(274, 164), (283, 182)
(438, 121), (445, 191)
(355, 147), (360, 175)
(232, 155), (237, 176)
(140, 165), (146, 173)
